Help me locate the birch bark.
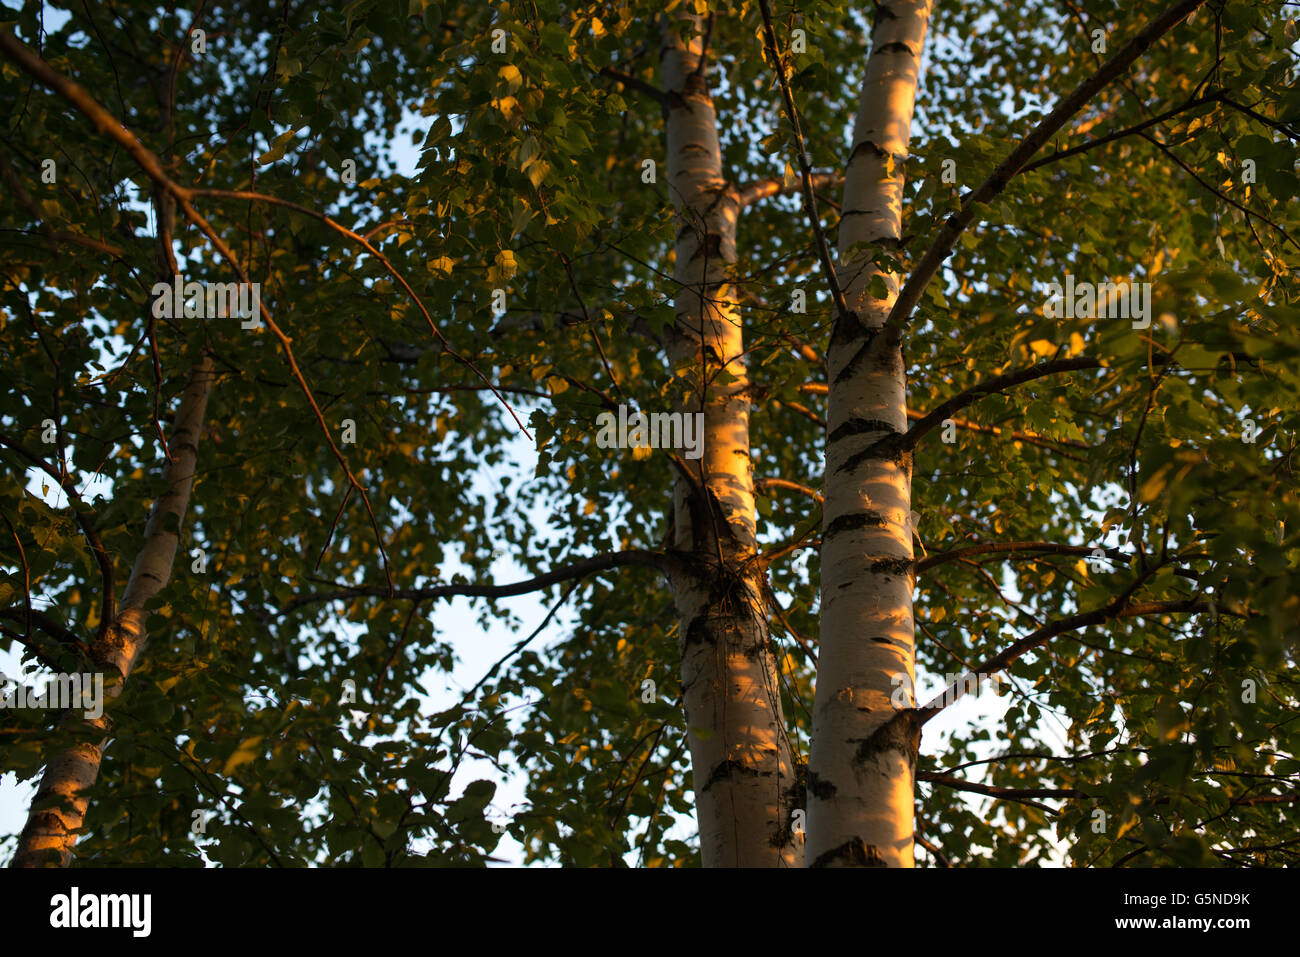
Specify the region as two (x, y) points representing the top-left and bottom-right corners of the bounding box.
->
(12, 358), (214, 867)
(660, 12), (800, 867)
(807, 0), (934, 868)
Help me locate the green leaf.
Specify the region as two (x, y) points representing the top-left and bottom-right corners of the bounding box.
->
(257, 128), (300, 165)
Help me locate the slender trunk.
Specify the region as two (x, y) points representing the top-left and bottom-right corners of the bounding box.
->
(660, 13), (800, 867)
(807, 0), (933, 868)
(12, 357), (214, 867)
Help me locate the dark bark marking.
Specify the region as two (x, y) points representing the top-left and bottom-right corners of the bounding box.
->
(872, 41), (919, 56)
(823, 510), (887, 540)
(838, 436), (910, 473)
(869, 556), (916, 576)
(810, 837), (887, 868)
(853, 708), (923, 774)
(827, 417), (899, 445)
(701, 758), (773, 793)
(807, 770), (837, 800)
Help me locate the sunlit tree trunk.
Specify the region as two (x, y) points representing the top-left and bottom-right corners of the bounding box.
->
(660, 12), (800, 867)
(12, 358), (213, 867)
(806, 0), (934, 868)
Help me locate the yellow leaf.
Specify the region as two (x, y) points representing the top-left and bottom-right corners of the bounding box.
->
(590, 16), (605, 37)
(488, 249), (519, 284)
(493, 95), (520, 120)
(223, 735), (264, 776)
(1138, 468), (1168, 503)
(1028, 338), (1056, 358)
(1069, 331), (1086, 356)
(497, 64), (522, 93)
(429, 256), (455, 277)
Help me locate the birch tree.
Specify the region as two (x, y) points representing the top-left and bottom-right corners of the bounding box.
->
(805, 0), (934, 868)
(11, 360), (213, 867)
(657, 10), (802, 866)
(1, 0), (1297, 868)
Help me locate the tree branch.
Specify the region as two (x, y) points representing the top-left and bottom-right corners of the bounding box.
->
(913, 819), (951, 867)
(185, 187), (533, 430)
(597, 66), (668, 108)
(917, 598), (1246, 724)
(0, 432), (115, 641)
(0, 608), (88, 656)
(1138, 131), (1300, 253)
(1219, 95), (1300, 141)
(755, 477), (823, 504)
(837, 356), (1104, 473)
(0, 27), (417, 596)
(0, 27), (530, 598)
(0, 156), (126, 256)
(906, 357), (1103, 450)
(283, 549), (680, 613)
(736, 171), (841, 208)
(1021, 91), (1223, 174)
(797, 382), (1091, 453)
(882, 0), (1210, 337)
(919, 770), (1087, 812)
(755, 0), (852, 325)
(918, 540), (1127, 574)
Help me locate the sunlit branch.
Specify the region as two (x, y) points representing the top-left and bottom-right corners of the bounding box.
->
(756, 477), (824, 504)
(905, 357), (1104, 449)
(736, 171), (841, 209)
(798, 382), (1090, 453)
(1021, 91), (1223, 173)
(0, 28), (407, 592)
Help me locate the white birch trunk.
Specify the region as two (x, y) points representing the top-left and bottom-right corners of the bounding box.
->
(806, 0), (934, 868)
(660, 13), (800, 867)
(12, 357), (214, 867)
